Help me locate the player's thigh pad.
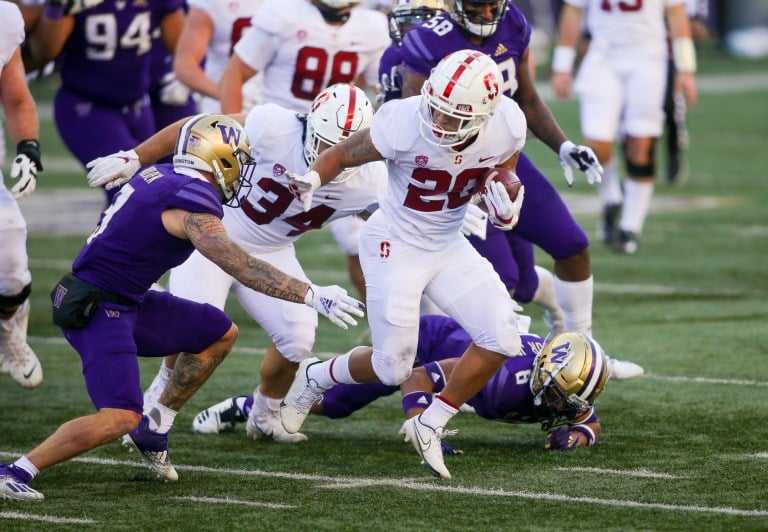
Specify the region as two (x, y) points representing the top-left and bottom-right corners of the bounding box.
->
(621, 55), (667, 138)
(233, 246), (316, 363)
(0, 185), (31, 293)
(169, 249), (233, 308)
(426, 238), (522, 357)
(575, 49), (624, 142)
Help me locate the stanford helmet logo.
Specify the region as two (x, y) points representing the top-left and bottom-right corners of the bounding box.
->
(484, 73), (499, 101)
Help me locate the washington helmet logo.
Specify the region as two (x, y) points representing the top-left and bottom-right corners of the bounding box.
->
(217, 125), (241, 146)
(549, 342), (572, 364)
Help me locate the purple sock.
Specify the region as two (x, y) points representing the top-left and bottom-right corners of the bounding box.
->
(402, 391), (432, 414)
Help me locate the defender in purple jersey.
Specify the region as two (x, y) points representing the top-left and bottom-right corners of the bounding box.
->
(23, 0), (185, 201)
(398, 1), (601, 338)
(0, 114), (365, 502)
(194, 315), (608, 454)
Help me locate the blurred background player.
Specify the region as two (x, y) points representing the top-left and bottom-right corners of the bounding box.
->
(0, 0), (44, 389)
(0, 114), (365, 501)
(194, 315), (610, 454)
(172, 0), (265, 114)
(551, 0), (697, 254)
(217, 0), (390, 300)
(23, 0), (185, 202)
(87, 84), (386, 444)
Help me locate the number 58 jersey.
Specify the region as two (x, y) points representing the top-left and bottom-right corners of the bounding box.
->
(233, 0), (389, 113)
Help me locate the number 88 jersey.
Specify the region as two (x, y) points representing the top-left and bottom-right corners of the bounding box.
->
(233, 0), (389, 113)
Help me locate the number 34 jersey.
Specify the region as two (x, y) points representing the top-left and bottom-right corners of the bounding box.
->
(233, 0), (389, 113)
(225, 103), (386, 251)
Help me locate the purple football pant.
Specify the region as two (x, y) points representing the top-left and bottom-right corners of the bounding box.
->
(54, 88), (156, 201)
(321, 382), (398, 419)
(61, 290), (232, 414)
(468, 229), (538, 303)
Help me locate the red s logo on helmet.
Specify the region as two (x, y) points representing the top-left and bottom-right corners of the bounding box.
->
(483, 73), (499, 100)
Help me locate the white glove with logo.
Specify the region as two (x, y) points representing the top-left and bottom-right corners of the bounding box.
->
(305, 284), (365, 330)
(86, 149), (141, 190)
(10, 140), (42, 200)
(461, 202), (489, 240)
(558, 141), (603, 186)
(482, 181), (524, 231)
(286, 170), (321, 211)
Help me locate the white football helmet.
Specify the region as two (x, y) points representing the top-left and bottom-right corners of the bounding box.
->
(388, 0), (447, 44)
(530, 332), (609, 429)
(304, 84), (373, 183)
(173, 114), (255, 206)
(419, 49), (502, 147)
(444, 0), (508, 37)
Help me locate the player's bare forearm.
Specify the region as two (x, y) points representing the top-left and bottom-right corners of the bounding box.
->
(312, 129), (382, 185)
(184, 213), (308, 304)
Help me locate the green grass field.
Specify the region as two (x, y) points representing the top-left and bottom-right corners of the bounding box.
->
(2, 44), (768, 530)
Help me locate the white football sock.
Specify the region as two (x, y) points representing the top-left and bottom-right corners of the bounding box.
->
(309, 347), (363, 389)
(419, 395), (459, 430)
(147, 402), (177, 434)
(554, 275), (593, 337)
(598, 158), (623, 206)
(620, 179), (654, 234)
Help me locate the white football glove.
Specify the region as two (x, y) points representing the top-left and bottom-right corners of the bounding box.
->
(482, 181), (525, 231)
(286, 170), (321, 211)
(461, 202), (488, 240)
(10, 140), (43, 200)
(558, 140), (603, 186)
(159, 73), (191, 105)
(305, 284), (365, 330)
(86, 149), (141, 190)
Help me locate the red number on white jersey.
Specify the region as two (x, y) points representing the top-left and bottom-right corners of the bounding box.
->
(291, 46), (359, 101)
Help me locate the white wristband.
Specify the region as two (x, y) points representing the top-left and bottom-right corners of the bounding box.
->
(672, 37), (697, 73)
(304, 285), (315, 307)
(552, 46), (576, 74)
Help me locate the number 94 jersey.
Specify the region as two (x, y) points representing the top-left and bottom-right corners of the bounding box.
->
(234, 0), (389, 113)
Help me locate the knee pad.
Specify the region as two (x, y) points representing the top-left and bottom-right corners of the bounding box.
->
(274, 340), (313, 364)
(371, 348), (414, 386)
(624, 140), (657, 178)
(0, 283), (31, 317)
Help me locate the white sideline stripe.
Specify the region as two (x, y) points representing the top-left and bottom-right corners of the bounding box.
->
(752, 453), (768, 459)
(0, 511), (96, 524)
(0, 453), (765, 518)
(646, 374), (768, 387)
(173, 495), (294, 509)
(556, 466), (682, 479)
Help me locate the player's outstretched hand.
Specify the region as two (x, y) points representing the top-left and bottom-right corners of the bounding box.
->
(482, 182), (524, 231)
(286, 170), (321, 211)
(10, 140), (42, 199)
(558, 140), (603, 186)
(86, 149), (141, 190)
(305, 284), (365, 329)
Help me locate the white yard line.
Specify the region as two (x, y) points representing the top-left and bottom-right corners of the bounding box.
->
(0, 453), (764, 518)
(0, 511), (96, 525)
(555, 466), (682, 479)
(173, 495), (295, 509)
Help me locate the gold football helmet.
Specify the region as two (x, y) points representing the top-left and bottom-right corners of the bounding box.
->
(530, 332), (609, 429)
(388, 0), (447, 44)
(173, 114), (255, 206)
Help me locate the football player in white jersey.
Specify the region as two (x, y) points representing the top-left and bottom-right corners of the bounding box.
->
(551, 0), (697, 254)
(280, 50), (533, 480)
(173, 0), (265, 114)
(86, 84), (386, 443)
(218, 0), (390, 301)
(0, 0), (44, 389)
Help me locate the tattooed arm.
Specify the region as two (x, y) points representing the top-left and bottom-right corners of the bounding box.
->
(311, 129), (384, 186)
(162, 209), (309, 304)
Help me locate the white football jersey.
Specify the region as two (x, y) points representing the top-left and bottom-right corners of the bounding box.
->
(225, 103), (386, 250)
(369, 97), (526, 251)
(0, 2), (24, 73)
(187, 0), (265, 113)
(568, 0), (684, 53)
(234, 0), (389, 113)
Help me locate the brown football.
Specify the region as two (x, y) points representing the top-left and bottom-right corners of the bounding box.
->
(477, 167), (522, 204)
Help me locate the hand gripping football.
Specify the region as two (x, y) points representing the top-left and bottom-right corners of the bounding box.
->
(477, 167), (522, 208)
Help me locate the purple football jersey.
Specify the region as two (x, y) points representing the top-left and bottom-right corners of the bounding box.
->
(400, 7), (530, 98)
(72, 164), (223, 302)
(378, 44), (405, 102)
(57, 0), (182, 106)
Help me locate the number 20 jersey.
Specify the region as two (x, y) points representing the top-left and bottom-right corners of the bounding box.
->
(233, 0), (389, 113)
